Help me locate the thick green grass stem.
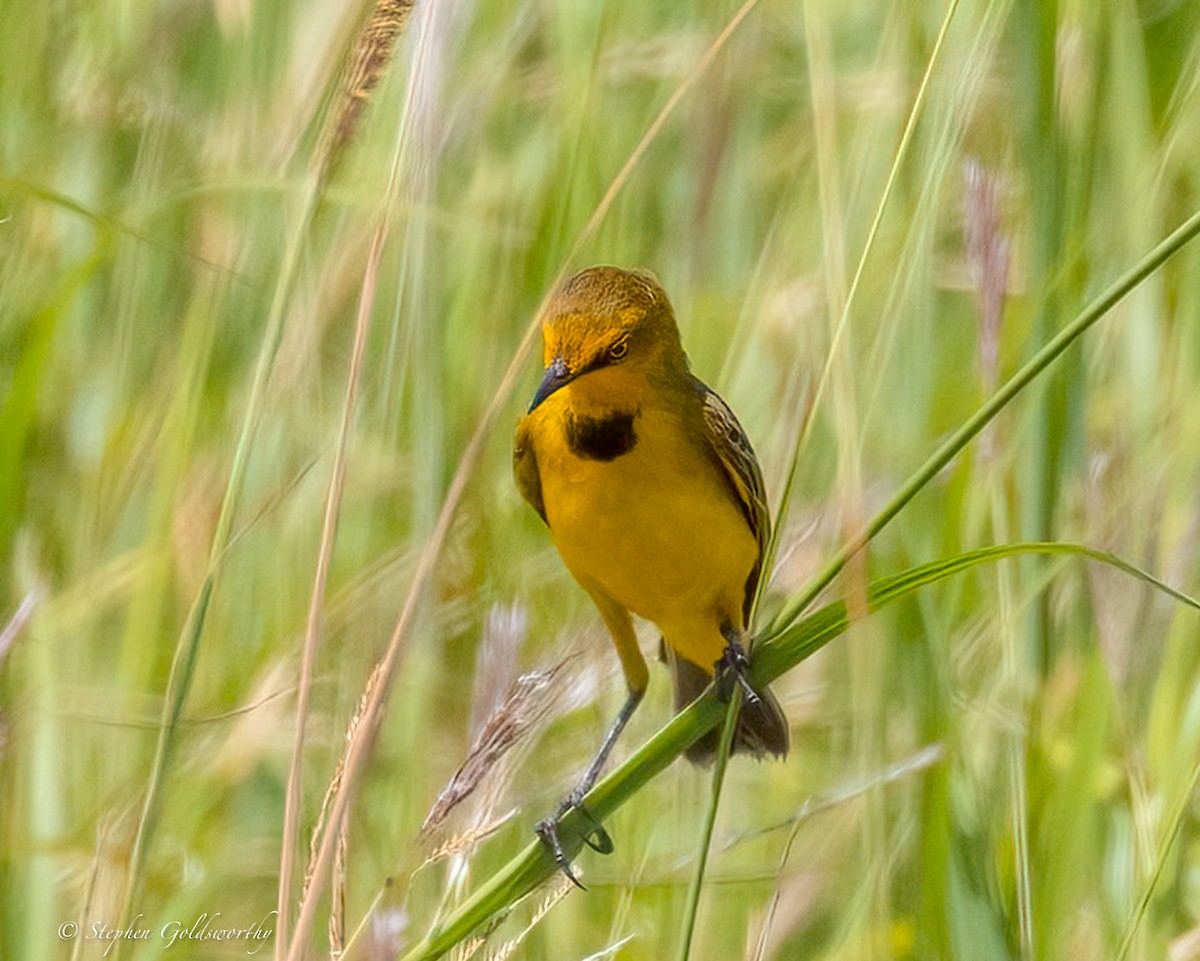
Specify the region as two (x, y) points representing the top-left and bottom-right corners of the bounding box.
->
(674, 688), (742, 961)
(695, 2), (962, 955)
(766, 204), (1200, 636)
(397, 197), (1200, 959)
(752, 0), (963, 619)
(1017, 0), (1065, 685)
(395, 542), (1200, 961)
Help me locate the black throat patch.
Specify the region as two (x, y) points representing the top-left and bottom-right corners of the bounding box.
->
(565, 410), (638, 461)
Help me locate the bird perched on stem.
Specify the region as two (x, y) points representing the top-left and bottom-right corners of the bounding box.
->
(514, 266), (788, 884)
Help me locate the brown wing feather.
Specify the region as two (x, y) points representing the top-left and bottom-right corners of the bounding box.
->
(694, 380), (771, 622)
(513, 419), (547, 524)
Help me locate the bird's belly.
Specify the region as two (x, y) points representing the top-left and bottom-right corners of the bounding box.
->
(541, 434), (758, 641)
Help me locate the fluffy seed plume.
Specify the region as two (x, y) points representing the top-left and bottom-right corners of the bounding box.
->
(963, 158), (1011, 462)
(470, 605), (529, 737)
(421, 658), (574, 836)
(963, 157), (1010, 394)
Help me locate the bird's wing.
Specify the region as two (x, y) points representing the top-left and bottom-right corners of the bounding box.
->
(513, 418), (547, 524)
(696, 382), (771, 620)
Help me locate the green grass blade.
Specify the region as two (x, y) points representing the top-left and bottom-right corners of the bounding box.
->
(672, 688), (742, 961)
(751, 0), (964, 623)
(681, 0), (967, 955)
(1113, 756), (1200, 961)
(117, 174), (322, 940)
(395, 541), (1200, 961)
(766, 203), (1200, 638)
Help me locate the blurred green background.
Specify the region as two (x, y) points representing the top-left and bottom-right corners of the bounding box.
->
(4, 0), (1200, 958)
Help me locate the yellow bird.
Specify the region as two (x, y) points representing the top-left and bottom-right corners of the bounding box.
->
(514, 266), (788, 879)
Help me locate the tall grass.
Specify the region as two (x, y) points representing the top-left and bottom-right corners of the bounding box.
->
(3, 1), (1200, 960)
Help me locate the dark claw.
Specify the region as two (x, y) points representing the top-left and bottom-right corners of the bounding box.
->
(535, 687), (640, 886)
(536, 816), (587, 890)
(715, 638), (761, 706)
(535, 794), (614, 887)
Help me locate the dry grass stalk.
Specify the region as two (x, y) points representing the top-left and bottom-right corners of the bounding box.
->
(419, 813), (515, 869)
(330, 823), (349, 957)
(1171, 924), (1200, 961)
(577, 935), (637, 960)
(0, 591), (37, 763)
(303, 659), (385, 902)
(70, 815), (118, 961)
(421, 659), (573, 836)
(449, 936), (486, 961)
(568, 0), (763, 263)
(317, 0), (417, 180)
(1084, 451), (1159, 687)
(483, 878), (574, 961)
(278, 165), (391, 961)
(0, 590), (38, 669)
(288, 9), (765, 954)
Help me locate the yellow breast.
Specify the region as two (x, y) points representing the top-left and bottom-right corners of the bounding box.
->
(522, 371), (759, 669)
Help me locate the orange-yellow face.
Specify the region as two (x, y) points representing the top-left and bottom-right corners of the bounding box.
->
(529, 266), (686, 412)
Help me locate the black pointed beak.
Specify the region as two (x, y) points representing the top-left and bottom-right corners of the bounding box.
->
(529, 355), (573, 412)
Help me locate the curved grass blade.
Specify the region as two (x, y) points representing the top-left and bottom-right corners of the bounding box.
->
(119, 161), (324, 950)
(766, 200), (1200, 639)
(394, 542), (1199, 961)
(683, 0), (966, 955)
(289, 5), (772, 955)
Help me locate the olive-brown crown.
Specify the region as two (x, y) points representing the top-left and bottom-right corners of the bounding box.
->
(541, 266), (686, 374)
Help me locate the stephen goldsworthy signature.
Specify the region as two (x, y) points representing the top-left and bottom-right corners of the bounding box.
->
(57, 911), (276, 956)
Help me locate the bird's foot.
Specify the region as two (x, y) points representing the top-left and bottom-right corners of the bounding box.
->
(535, 790), (613, 890)
(715, 636), (761, 706)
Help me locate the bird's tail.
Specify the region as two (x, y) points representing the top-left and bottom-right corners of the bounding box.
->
(665, 644), (790, 765)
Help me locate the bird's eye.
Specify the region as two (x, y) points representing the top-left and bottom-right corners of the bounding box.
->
(609, 337), (629, 360)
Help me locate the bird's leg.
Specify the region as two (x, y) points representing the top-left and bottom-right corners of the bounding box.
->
(536, 687), (643, 888)
(715, 623), (761, 705)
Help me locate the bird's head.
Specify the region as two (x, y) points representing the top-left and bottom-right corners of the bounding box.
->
(528, 266), (686, 412)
